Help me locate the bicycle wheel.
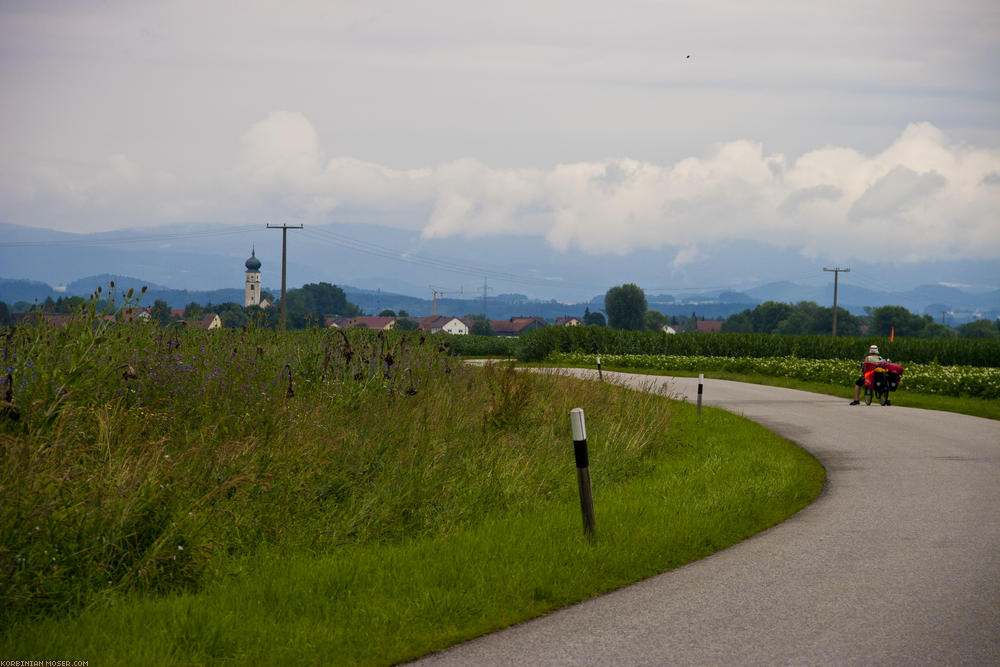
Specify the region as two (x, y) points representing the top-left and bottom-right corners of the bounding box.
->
(864, 386), (873, 406)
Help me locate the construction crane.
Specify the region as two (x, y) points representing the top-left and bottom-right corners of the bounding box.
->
(429, 286), (465, 316)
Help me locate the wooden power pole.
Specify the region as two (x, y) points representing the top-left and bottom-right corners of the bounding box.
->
(267, 223), (303, 329)
(823, 267), (850, 336)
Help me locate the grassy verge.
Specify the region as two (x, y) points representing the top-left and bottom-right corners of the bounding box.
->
(2, 370), (824, 664)
(527, 361), (1000, 421)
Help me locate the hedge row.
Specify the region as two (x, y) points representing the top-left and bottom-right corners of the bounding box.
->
(440, 333), (518, 358)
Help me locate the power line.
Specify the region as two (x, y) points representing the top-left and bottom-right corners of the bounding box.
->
(267, 223), (304, 329)
(823, 267), (851, 336)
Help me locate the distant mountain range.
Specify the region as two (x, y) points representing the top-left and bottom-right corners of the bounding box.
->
(2, 221), (999, 323)
(3, 274), (998, 324)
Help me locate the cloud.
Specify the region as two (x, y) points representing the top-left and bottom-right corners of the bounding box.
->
(779, 185), (843, 214)
(4, 114), (999, 265)
(848, 166), (947, 220)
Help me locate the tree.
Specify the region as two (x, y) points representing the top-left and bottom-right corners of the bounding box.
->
(379, 309), (397, 317)
(284, 282), (362, 328)
(212, 303), (248, 329)
(919, 321), (956, 338)
(245, 304), (280, 329)
(0, 301), (10, 326)
(183, 302), (203, 319)
(955, 319), (999, 339)
(470, 320), (494, 336)
(53, 296), (86, 313)
(398, 309), (409, 317)
(604, 284), (647, 330)
(150, 299), (172, 326)
(583, 310), (606, 327)
(395, 318), (419, 331)
(774, 309), (813, 335)
(751, 301), (795, 333)
(869, 305), (925, 338)
(644, 309), (669, 332)
(722, 309), (754, 333)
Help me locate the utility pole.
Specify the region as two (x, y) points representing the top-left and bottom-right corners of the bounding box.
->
(267, 223), (304, 329)
(823, 267), (850, 336)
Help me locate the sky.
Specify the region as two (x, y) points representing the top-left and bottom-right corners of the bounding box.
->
(1, 0), (999, 281)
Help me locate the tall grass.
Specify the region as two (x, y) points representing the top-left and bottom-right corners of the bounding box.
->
(3, 389), (823, 664)
(2, 294), (826, 662)
(0, 299), (680, 630)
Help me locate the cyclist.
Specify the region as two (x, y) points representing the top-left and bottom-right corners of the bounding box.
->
(850, 344), (883, 405)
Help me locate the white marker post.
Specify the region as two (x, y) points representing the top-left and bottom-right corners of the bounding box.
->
(697, 373), (704, 415)
(570, 408), (596, 537)
(596, 355), (602, 381)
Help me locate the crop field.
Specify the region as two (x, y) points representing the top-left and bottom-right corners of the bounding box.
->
(547, 353), (1000, 400)
(517, 327), (1000, 366)
(0, 297), (825, 663)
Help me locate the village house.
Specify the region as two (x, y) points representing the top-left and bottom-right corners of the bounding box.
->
(695, 320), (724, 333)
(490, 316), (547, 337)
(199, 313), (222, 329)
(554, 316), (581, 326)
(416, 315), (469, 335)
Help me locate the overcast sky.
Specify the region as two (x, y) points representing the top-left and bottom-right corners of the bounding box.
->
(1, 0), (998, 269)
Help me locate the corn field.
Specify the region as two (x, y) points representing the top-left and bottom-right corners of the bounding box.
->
(518, 328), (1000, 367)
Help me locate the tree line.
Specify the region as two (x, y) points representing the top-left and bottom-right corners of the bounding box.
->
(0, 282), (365, 330)
(4, 282), (998, 339)
(599, 283), (998, 339)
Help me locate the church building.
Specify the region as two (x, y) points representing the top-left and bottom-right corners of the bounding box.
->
(245, 248), (262, 307)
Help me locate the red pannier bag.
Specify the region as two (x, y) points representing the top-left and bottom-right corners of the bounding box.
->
(863, 361), (903, 390)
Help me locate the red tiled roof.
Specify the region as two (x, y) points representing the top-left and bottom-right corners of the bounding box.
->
(415, 315), (449, 331)
(199, 313), (220, 329)
(696, 320), (724, 333)
(490, 317), (545, 335)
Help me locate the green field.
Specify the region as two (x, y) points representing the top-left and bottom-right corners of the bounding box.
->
(468, 326), (1000, 367)
(1, 308), (824, 663)
(536, 354), (1000, 421)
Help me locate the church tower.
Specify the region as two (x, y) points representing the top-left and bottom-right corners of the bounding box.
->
(245, 247), (262, 307)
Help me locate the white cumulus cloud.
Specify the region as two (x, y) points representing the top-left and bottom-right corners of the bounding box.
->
(230, 114), (1000, 265)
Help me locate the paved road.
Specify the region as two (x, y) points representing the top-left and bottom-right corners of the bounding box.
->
(416, 370), (1000, 665)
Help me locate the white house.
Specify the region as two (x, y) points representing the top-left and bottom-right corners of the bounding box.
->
(418, 316), (469, 335)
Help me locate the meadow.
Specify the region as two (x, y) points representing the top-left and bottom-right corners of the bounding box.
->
(1, 294), (824, 663)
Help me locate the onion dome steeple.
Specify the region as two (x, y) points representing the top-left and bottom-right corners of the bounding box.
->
(245, 247), (261, 272)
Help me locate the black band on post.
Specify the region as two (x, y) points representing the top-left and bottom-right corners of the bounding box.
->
(574, 440), (589, 469)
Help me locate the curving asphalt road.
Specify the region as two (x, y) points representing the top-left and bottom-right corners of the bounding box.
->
(416, 370), (1000, 665)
